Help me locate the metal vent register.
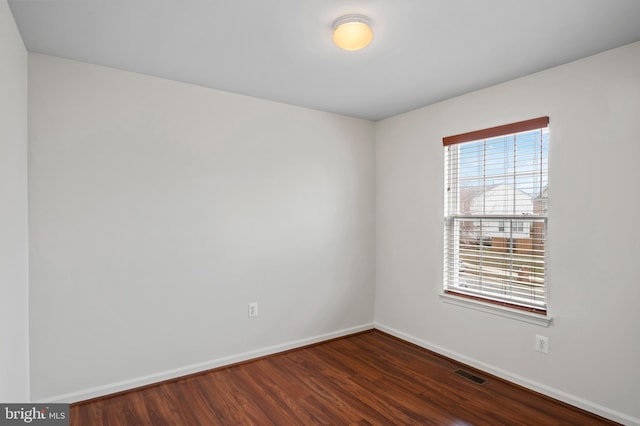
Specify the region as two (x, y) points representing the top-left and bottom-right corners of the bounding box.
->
(453, 369), (487, 385)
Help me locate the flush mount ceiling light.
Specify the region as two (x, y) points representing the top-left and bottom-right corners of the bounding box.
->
(332, 14), (373, 51)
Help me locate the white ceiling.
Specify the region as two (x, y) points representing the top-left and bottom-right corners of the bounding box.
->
(8, 0), (640, 121)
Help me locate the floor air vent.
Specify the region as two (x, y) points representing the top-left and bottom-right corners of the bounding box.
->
(453, 369), (487, 385)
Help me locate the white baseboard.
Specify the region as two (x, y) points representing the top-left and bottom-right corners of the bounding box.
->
(375, 323), (639, 426)
(37, 322), (375, 404)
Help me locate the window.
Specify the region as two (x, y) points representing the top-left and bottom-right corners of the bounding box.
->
(443, 117), (549, 314)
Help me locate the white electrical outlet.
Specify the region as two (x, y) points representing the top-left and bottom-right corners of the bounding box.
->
(535, 335), (549, 354)
(248, 302), (258, 318)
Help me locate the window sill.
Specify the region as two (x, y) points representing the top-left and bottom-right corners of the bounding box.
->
(439, 292), (552, 327)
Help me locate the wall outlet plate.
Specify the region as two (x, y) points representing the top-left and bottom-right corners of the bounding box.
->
(535, 334), (549, 354)
(248, 302), (258, 318)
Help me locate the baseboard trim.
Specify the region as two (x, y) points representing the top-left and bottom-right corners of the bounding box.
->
(37, 322), (375, 404)
(374, 323), (639, 426)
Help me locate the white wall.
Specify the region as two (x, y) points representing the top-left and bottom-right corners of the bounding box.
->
(0, 0), (30, 403)
(28, 54), (375, 401)
(375, 41), (640, 424)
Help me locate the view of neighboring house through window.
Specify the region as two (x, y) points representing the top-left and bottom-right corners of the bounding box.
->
(443, 117), (549, 313)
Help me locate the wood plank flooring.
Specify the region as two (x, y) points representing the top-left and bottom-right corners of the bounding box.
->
(70, 330), (617, 425)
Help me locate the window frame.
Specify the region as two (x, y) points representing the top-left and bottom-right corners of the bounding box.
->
(442, 117), (550, 321)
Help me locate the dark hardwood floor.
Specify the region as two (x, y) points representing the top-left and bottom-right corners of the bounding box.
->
(71, 330), (617, 425)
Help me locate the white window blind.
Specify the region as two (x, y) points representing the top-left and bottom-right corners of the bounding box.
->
(443, 117), (549, 313)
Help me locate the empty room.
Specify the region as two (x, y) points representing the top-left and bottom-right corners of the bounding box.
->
(2, 0), (640, 424)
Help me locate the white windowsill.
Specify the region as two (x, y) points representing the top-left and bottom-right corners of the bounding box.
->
(439, 292), (552, 327)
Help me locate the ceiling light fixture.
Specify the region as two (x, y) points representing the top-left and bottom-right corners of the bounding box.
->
(332, 14), (373, 51)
